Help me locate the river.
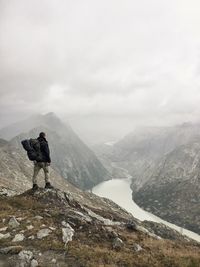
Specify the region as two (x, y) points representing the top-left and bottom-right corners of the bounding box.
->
(92, 178), (200, 243)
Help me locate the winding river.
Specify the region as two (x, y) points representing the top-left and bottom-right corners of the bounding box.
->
(92, 178), (200, 243)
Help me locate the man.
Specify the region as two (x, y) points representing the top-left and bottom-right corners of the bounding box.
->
(32, 132), (53, 190)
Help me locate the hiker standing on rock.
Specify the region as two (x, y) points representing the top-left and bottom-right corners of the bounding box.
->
(32, 132), (53, 190)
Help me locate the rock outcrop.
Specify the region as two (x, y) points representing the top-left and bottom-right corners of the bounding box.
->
(0, 187), (199, 267)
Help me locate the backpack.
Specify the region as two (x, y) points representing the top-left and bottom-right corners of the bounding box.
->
(21, 139), (43, 161)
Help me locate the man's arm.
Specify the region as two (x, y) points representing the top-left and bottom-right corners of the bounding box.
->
(43, 142), (51, 163)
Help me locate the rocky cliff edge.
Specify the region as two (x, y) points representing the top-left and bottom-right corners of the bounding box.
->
(0, 187), (200, 267)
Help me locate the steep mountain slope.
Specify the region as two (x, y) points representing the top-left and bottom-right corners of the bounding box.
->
(134, 140), (200, 234)
(93, 123), (200, 234)
(0, 137), (133, 217)
(0, 133), (200, 266)
(0, 113), (110, 189)
(0, 138), (75, 193)
(113, 123), (200, 190)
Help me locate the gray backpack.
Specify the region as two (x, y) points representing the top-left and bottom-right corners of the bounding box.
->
(21, 139), (43, 161)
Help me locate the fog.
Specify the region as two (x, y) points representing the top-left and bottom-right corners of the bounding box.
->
(1, 0), (200, 143)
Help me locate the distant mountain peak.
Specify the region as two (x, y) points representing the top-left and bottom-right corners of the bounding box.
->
(44, 112), (57, 118)
(40, 112), (61, 122)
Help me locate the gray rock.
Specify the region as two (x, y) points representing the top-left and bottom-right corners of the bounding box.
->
(0, 226), (8, 232)
(0, 246), (23, 254)
(16, 217), (25, 222)
(34, 216), (43, 220)
(85, 208), (120, 226)
(61, 221), (68, 227)
(136, 225), (149, 234)
(18, 250), (33, 266)
(73, 211), (92, 223)
(51, 259), (57, 263)
(8, 216), (20, 229)
(61, 223), (74, 245)
(105, 227), (118, 238)
(12, 234), (25, 242)
(126, 221), (137, 231)
(27, 225), (34, 230)
(133, 243), (143, 252)
(28, 235), (35, 240)
(0, 187), (16, 196)
(112, 237), (124, 250)
(148, 232), (162, 240)
(30, 259), (39, 267)
(0, 232), (11, 240)
(49, 226), (56, 231)
(37, 228), (52, 239)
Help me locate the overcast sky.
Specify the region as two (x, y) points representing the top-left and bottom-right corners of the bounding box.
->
(1, 0), (200, 142)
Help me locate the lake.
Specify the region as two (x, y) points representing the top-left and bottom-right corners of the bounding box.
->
(93, 178), (200, 243)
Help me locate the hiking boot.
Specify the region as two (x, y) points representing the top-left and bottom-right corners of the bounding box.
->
(32, 184), (39, 190)
(45, 182), (54, 189)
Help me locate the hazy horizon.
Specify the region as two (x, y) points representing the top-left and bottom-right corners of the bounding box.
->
(1, 111), (200, 146)
(1, 0), (200, 143)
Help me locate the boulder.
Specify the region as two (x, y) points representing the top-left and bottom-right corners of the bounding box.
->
(61, 222), (74, 245)
(112, 237), (124, 250)
(26, 225), (34, 230)
(12, 234), (25, 242)
(126, 221), (137, 231)
(0, 226), (8, 232)
(133, 243), (143, 252)
(18, 250), (33, 267)
(30, 259), (39, 267)
(0, 246), (23, 254)
(8, 216), (20, 229)
(0, 232), (11, 240)
(37, 228), (52, 239)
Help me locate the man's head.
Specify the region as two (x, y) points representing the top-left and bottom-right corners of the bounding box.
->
(39, 132), (46, 138)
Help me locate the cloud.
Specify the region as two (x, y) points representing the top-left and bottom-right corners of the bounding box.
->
(1, 0), (200, 134)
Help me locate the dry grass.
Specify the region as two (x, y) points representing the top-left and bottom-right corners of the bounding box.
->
(0, 195), (200, 267)
(7, 195), (45, 210)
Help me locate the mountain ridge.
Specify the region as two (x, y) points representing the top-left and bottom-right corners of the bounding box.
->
(93, 123), (200, 235)
(0, 113), (111, 189)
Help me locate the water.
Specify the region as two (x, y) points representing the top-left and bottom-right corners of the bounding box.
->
(93, 178), (200, 243)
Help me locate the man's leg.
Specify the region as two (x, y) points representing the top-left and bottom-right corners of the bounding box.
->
(43, 163), (50, 184)
(32, 162), (41, 188)
(43, 163), (53, 189)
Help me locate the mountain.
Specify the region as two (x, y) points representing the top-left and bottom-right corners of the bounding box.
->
(0, 187), (199, 267)
(0, 137), (75, 193)
(134, 140), (200, 234)
(93, 123), (200, 234)
(0, 114), (50, 140)
(0, 113), (110, 189)
(0, 125), (200, 266)
(113, 124), (200, 189)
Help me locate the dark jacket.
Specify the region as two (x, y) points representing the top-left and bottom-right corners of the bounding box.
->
(37, 136), (51, 163)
